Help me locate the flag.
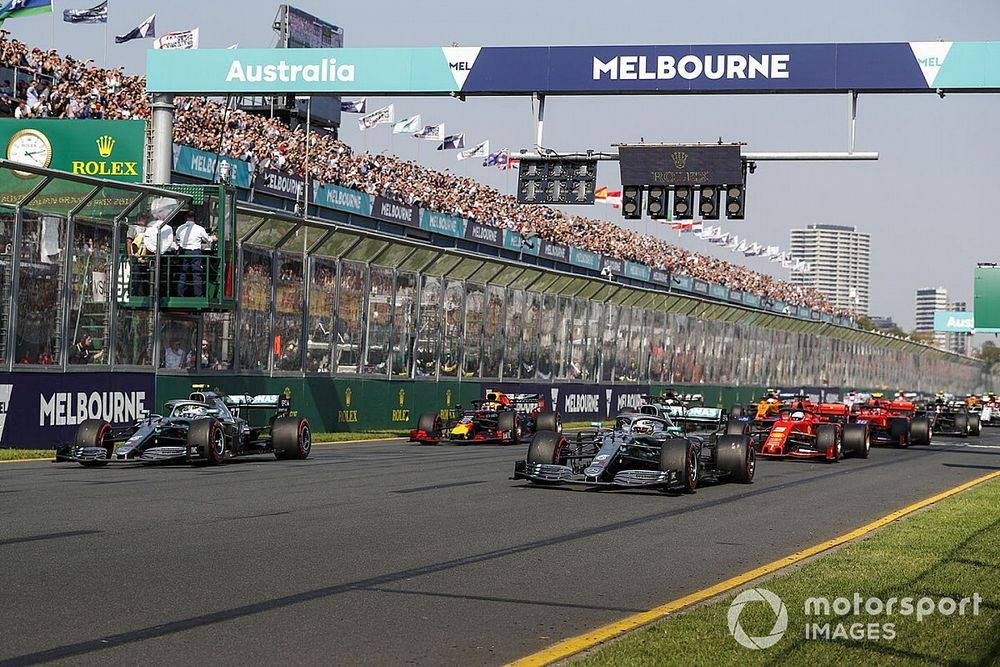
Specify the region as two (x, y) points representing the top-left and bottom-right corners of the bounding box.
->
(782, 257), (794, 269)
(458, 140), (490, 161)
(726, 235), (740, 249)
(358, 104), (394, 130)
(63, 0), (106, 23)
(115, 13), (155, 43)
(227, 43), (239, 49)
(0, 0), (51, 24)
(413, 123), (444, 141)
(764, 245), (780, 257)
(503, 156), (520, 170)
(392, 115), (421, 134)
(482, 148), (507, 167)
(710, 232), (729, 245)
(437, 134), (465, 151)
(153, 28), (199, 50)
(735, 240), (749, 253)
(341, 98), (366, 113)
(744, 243), (763, 257)
(690, 220), (703, 233)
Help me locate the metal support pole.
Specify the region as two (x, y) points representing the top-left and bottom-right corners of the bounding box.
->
(533, 93), (545, 149)
(150, 93), (176, 185)
(848, 90), (858, 154)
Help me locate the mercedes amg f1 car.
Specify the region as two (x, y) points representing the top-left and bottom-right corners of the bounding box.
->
(756, 405), (870, 461)
(922, 399), (980, 437)
(55, 386), (311, 466)
(410, 389), (560, 445)
(850, 395), (932, 447)
(512, 411), (755, 493)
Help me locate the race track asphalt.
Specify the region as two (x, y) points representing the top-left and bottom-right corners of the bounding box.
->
(2, 429), (999, 666)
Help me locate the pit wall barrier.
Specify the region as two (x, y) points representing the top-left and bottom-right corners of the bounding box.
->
(153, 376), (867, 433)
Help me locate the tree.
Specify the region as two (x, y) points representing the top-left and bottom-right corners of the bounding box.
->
(908, 330), (937, 345)
(977, 340), (1000, 365)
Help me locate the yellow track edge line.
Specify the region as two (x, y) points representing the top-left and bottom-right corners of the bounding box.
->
(507, 469), (1000, 667)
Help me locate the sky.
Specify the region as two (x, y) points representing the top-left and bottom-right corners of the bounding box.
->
(6, 0), (1000, 331)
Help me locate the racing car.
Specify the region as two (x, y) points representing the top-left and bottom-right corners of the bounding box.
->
(849, 394), (931, 447)
(756, 405), (869, 461)
(410, 389), (560, 445)
(921, 398), (980, 437)
(512, 411), (755, 493)
(56, 386), (311, 466)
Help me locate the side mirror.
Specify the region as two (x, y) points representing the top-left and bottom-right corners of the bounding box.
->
(206, 408), (220, 416)
(589, 422), (602, 428)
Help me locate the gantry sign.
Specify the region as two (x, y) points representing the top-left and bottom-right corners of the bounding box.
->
(147, 42), (1000, 95)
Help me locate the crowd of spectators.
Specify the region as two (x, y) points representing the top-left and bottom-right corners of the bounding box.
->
(0, 34), (846, 315)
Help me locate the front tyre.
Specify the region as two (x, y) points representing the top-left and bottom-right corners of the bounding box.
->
(188, 418), (226, 465)
(273, 417), (312, 460)
(75, 418), (112, 467)
(534, 412), (562, 434)
(660, 438), (697, 493)
(715, 434), (755, 484)
(842, 423), (870, 459)
(526, 431), (563, 466)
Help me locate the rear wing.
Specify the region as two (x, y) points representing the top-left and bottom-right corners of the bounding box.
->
(224, 393), (292, 417)
(672, 406), (725, 432)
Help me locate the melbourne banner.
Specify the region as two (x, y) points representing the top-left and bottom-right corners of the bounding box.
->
(0, 372), (154, 448)
(0, 119), (144, 183)
(173, 144), (252, 188)
(313, 183), (373, 216)
(148, 42), (1000, 94)
(255, 168), (304, 199)
(371, 196), (418, 227)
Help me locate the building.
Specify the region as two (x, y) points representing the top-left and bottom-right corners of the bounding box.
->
(947, 301), (971, 356)
(868, 315), (899, 332)
(915, 287), (949, 349)
(789, 224), (870, 315)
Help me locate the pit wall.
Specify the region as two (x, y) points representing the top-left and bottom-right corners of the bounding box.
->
(153, 376), (862, 432)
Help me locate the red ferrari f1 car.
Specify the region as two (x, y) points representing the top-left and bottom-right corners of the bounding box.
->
(757, 404), (869, 461)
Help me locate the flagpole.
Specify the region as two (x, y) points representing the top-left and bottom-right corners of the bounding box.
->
(104, 0), (109, 67)
(50, 0), (55, 50)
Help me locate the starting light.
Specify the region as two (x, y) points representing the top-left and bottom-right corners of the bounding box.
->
(647, 185), (668, 219)
(516, 159), (597, 205)
(672, 186), (692, 220)
(725, 184), (745, 219)
(622, 185), (642, 219)
(699, 185), (720, 220)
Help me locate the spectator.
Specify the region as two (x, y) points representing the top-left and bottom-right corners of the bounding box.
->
(69, 334), (103, 364)
(173, 211), (213, 297)
(164, 340), (187, 369)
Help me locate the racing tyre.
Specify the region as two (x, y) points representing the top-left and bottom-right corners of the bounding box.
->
(188, 418), (226, 465)
(497, 411), (519, 445)
(660, 438), (698, 494)
(954, 412), (969, 438)
(889, 418), (910, 448)
(729, 404), (745, 418)
(842, 423), (870, 459)
(75, 419), (112, 467)
(273, 417), (311, 460)
(535, 412), (562, 434)
(725, 418), (748, 436)
(527, 430), (563, 466)
(969, 413), (981, 436)
(909, 417), (931, 447)
(715, 435), (755, 484)
(816, 424), (840, 462)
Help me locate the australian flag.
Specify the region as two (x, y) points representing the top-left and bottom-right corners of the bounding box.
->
(482, 148), (508, 168)
(340, 98), (366, 113)
(115, 13), (155, 43)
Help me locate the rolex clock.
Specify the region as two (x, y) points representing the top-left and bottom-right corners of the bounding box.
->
(7, 128), (52, 178)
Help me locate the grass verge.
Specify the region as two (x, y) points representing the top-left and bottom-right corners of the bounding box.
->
(313, 431), (407, 443)
(0, 449), (54, 461)
(573, 477), (1000, 667)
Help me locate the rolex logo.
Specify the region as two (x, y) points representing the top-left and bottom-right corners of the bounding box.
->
(671, 151), (689, 169)
(399, 388), (406, 406)
(345, 387), (352, 407)
(96, 135), (116, 158)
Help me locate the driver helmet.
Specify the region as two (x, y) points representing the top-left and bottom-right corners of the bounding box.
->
(791, 411), (805, 420)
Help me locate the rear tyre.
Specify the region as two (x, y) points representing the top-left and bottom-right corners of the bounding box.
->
(725, 418), (748, 436)
(715, 434), (755, 484)
(969, 413), (981, 436)
(909, 417), (931, 447)
(889, 418), (910, 448)
(526, 431), (563, 466)
(188, 418), (226, 465)
(660, 438), (697, 493)
(816, 424), (840, 462)
(954, 412), (969, 438)
(272, 417), (311, 460)
(75, 419), (112, 467)
(534, 412), (562, 434)
(842, 423), (870, 459)
(497, 411), (519, 445)
(729, 404), (744, 418)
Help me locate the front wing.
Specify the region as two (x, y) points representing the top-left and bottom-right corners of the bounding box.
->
(512, 460), (681, 489)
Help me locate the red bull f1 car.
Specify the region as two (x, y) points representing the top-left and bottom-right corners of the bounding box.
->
(55, 386), (311, 466)
(512, 411), (755, 493)
(410, 389), (560, 445)
(756, 404), (869, 461)
(850, 395), (931, 447)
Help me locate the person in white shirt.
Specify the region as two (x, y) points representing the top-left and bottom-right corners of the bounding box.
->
(141, 218), (175, 255)
(173, 213), (214, 297)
